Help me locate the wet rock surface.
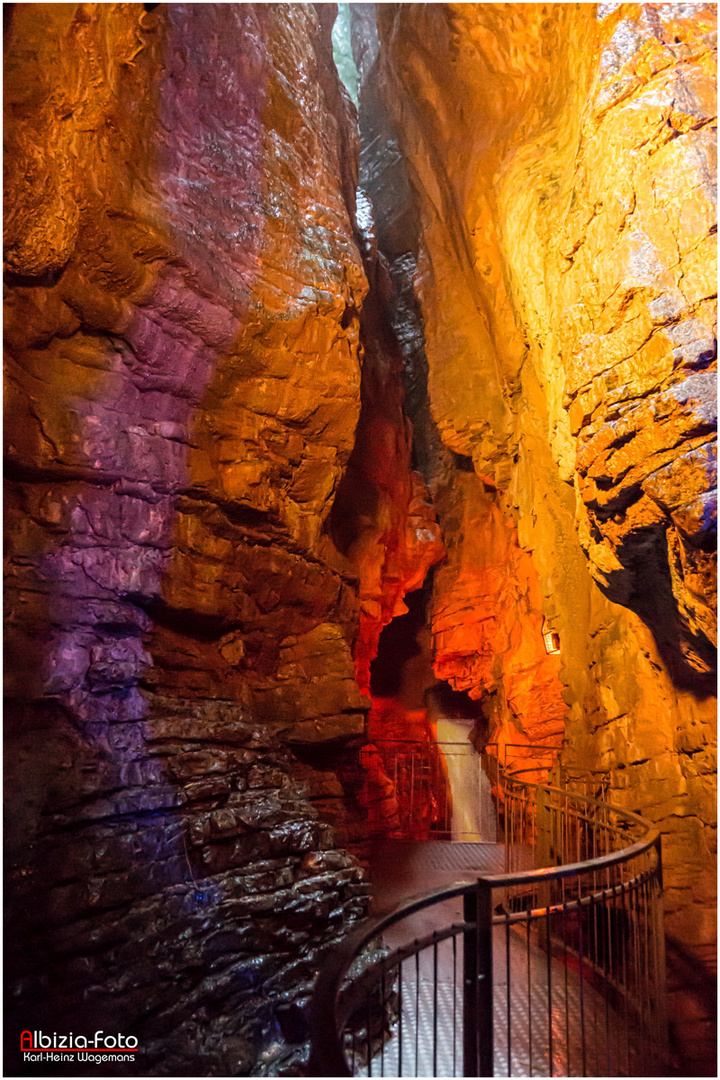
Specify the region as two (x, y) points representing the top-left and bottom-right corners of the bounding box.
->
(4, 3), (717, 1076)
(3, 4), (387, 1074)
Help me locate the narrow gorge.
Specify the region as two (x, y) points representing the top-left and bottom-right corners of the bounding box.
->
(4, 3), (716, 1077)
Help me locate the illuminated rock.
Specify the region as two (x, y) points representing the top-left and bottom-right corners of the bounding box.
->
(4, 4), (372, 1071)
(372, 5), (716, 1068)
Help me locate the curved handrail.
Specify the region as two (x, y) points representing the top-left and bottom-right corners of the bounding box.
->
(309, 881), (477, 1077)
(308, 772), (663, 1078)
(501, 773), (653, 832)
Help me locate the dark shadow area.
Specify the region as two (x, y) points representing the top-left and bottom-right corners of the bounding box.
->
(599, 524), (717, 697)
(371, 578), (433, 695)
(426, 680), (483, 722)
(369, 584), (431, 698)
(665, 936), (718, 1077)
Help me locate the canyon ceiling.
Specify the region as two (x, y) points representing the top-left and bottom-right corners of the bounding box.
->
(3, 2), (717, 1076)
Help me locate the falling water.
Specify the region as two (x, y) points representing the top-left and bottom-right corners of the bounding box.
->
(434, 718), (496, 841)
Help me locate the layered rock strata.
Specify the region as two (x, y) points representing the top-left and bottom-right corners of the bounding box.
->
(367, 3), (716, 1071)
(3, 4), (426, 1073)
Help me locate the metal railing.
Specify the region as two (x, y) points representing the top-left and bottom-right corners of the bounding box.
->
(309, 769), (668, 1077)
(360, 739), (498, 841)
(359, 739), (565, 843)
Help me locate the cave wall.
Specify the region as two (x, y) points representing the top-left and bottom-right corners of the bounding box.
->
(4, 2), (717, 1074)
(369, 3), (716, 1069)
(2, 4), (433, 1073)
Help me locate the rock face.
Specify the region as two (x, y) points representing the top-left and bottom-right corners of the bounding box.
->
(2, 5), (416, 1073)
(431, 476), (566, 751)
(4, 3), (717, 1076)
(368, 3), (716, 1071)
(328, 195), (444, 699)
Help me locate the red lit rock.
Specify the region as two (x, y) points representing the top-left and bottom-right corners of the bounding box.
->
(328, 198), (444, 697)
(431, 476), (565, 750)
(360, 699), (450, 839)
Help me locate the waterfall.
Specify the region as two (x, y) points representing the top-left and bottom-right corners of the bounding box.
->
(434, 718), (496, 842)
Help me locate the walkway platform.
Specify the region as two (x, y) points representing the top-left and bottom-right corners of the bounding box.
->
(363, 840), (645, 1078)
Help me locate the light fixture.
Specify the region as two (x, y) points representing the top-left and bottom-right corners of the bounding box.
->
(542, 619), (560, 655)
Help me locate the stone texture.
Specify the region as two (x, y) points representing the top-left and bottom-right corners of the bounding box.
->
(328, 193), (444, 699)
(4, 3), (717, 1075)
(370, 3), (716, 1071)
(431, 476), (566, 750)
(3, 4), (391, 1074)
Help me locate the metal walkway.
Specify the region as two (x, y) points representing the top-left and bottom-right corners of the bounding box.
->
(362, 841), (643, 1078)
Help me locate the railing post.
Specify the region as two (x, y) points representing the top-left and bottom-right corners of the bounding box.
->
(463, 887), (478, 1077)
(652, 836), (670, 1070)
(463, 880), (494, 1077)
(536, 785), (552, 911)
(477, 878), (494, 1076)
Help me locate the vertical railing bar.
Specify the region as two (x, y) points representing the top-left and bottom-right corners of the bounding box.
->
(654, 840), (669, 1072)
(526, 908), (533, 1077)
(380, 972), (385, 1077)
(639, 873), (647, 1034)
(546, 905), (553, 1078)
(644, 875), (654, 1066)
(445, 751), (450, 835)
(463, 887), (478, 1077)
(621, 879), (631, 1076)
(634, 876), (643, 1071)
(452, 931), (457, 1077)
(477, 879), (494, 1077)
(561, 790), (566, 910)
(410, 752), (415, 838)
(398, 959), (403, 1079)
(433, 936), (438, 1077)
(576, 805), (581, 906)
(382, 972), (388, 1080)
(478, 752), (482, 839)
(602, 887), (611, 1077)
(367, 990), (372, 1078)
(606, 866), (615, 982)
(562, 901), (570, 1077)
(629, 877), (640, 1075)
(591, 808), (600, 1077)
(578, 910), (587, 1077)
(506, 912), (512, 1077)
(590, 892), (599, 1076)
(506, 780), (511, 875)
(646, 842), (666, 1071)
(415, 948), (420, 1077)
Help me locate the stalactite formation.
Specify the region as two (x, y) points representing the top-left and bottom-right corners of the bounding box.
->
(4, 3), (716, 1076)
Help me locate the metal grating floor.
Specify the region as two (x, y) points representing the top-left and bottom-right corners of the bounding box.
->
(358, 841), (644, 1078)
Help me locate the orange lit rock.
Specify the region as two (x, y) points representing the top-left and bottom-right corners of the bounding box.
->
(431, 475), (565, 750)
(374, 5), (715, 1068)
(376, 2), (716, 677)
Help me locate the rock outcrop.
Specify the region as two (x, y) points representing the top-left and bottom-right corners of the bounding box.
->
(367, 3), (716, 1071)
(4, 3), (717, 1075)
(3, 4), (418, 1073)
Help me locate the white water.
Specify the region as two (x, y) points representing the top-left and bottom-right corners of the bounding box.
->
(434, 718), (497, 841)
